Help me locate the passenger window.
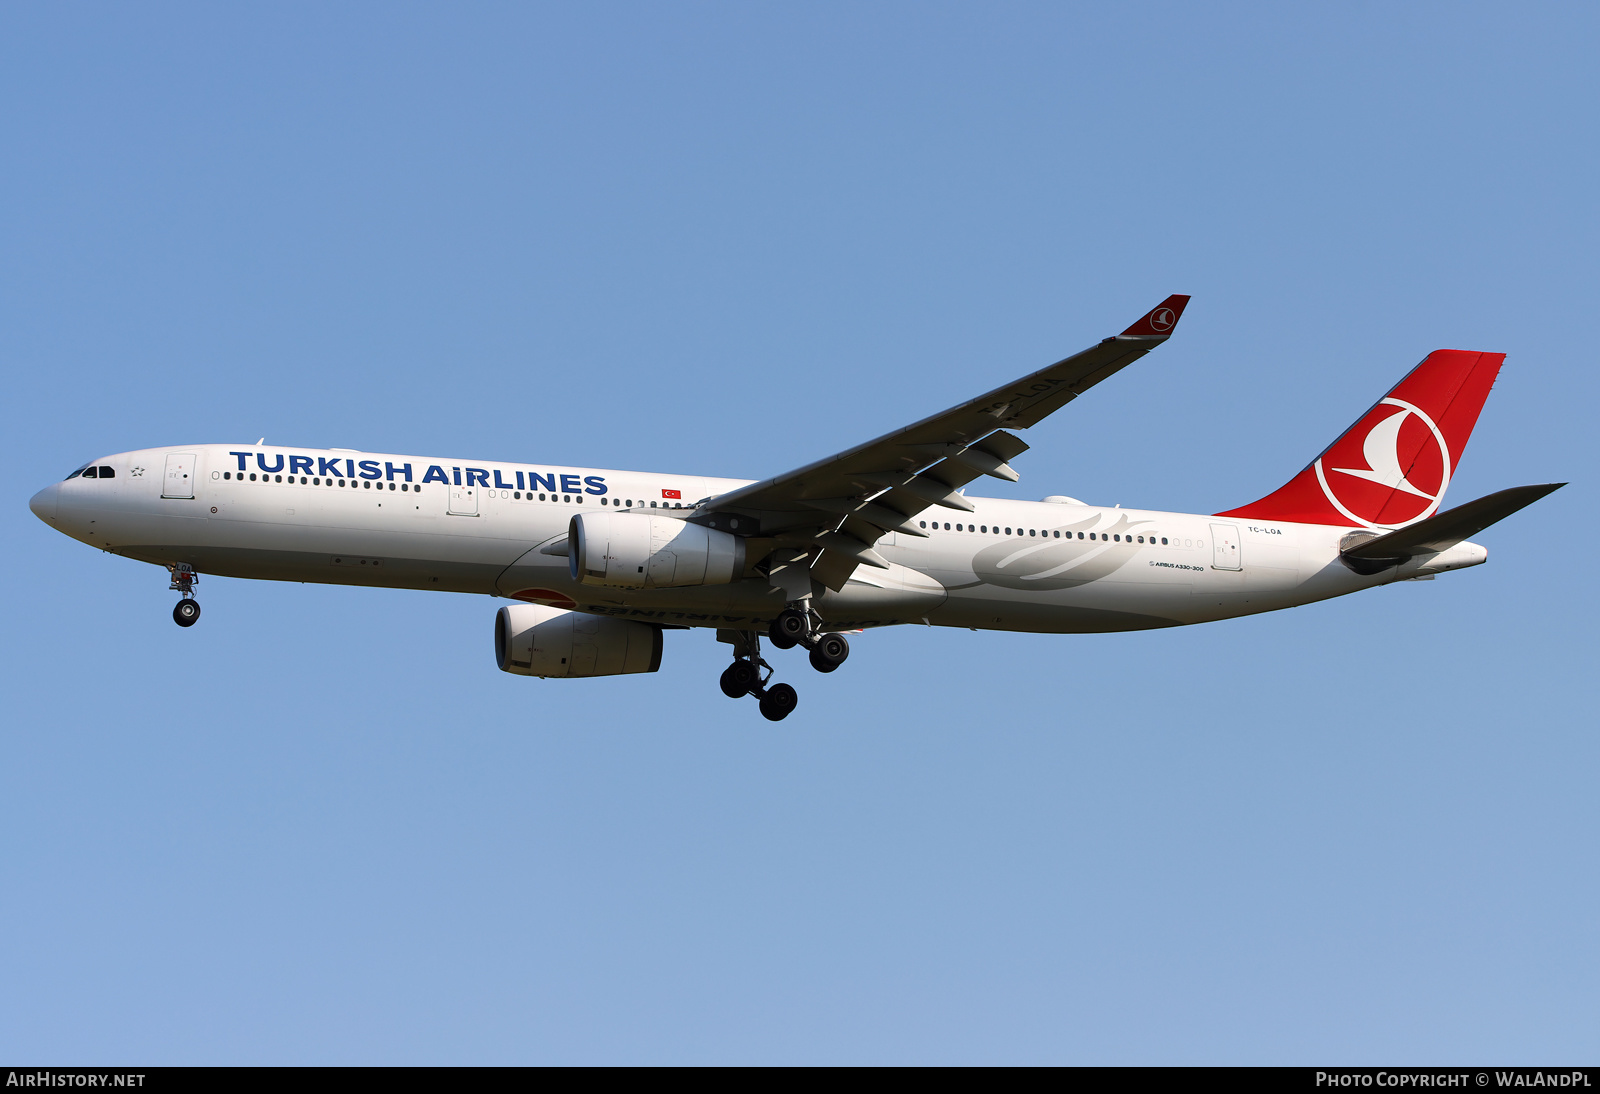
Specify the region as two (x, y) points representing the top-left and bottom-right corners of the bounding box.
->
(1029, 529), (1036, 536)
(1161, 537), (1167, 544)
(624, 499), (631, 507)
(1053, 531), (1060, 538)
(224, 472), (232, 480)
(388, 482), (395, 491)
(1004, 527), (1011, 535)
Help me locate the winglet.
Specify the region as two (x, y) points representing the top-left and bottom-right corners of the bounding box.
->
(1120, 295), (1191, 338)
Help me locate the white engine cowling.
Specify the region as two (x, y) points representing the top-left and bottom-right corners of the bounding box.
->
(568, 512), (745, 589)
(494, 603), (663, 678)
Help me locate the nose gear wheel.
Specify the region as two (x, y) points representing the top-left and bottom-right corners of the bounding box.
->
(168, 564), (201, 627)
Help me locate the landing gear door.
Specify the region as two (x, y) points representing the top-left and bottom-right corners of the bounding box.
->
(162, 452), (197, 499)
(449, 483), (478, 516)
(1210, 523), (1242, 571)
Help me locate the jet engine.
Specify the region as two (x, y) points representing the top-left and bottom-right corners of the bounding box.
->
(494, 603), (662, 678)
(568, 512), (745, 589)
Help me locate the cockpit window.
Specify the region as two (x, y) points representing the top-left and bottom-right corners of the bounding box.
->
(65, 466), (89, 480)
(97, 466), (115, 478)
(80, 466), (98, 479)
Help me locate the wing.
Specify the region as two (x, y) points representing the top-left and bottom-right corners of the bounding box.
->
(695, 295), (1192, 593)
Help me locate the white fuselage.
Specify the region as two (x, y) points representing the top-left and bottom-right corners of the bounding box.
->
(30, 443), (1488, 634)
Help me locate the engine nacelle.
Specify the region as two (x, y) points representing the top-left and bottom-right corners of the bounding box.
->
(494, 603), (663, 678)
(568, 512), (745, 589)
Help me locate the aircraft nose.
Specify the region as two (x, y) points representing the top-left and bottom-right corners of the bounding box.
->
(29, 483), (59, 522)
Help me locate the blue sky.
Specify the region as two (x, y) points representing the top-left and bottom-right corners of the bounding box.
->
(2, 2), (1595, 1064)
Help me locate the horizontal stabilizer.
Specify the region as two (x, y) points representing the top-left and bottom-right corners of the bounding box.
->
(1342, 483), (1564, 564)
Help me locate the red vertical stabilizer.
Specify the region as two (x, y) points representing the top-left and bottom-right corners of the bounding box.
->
(1216, 349), (1506, 528)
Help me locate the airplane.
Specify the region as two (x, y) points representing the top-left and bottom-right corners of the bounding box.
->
(28, 296), (1563, 721)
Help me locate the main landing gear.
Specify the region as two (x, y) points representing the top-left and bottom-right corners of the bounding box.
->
(768, 605), (850, 673)
(715, 602), (851, 721)
(719, 634), (800, 722)
(169, 563), (201, 628)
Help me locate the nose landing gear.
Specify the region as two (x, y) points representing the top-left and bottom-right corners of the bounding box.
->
(168, 564), (201, 627)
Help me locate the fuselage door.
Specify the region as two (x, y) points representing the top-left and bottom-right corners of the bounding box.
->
(449, 483), (478, 516)
(162, 452), (197, 499)
(1210, 523), (1242, 570)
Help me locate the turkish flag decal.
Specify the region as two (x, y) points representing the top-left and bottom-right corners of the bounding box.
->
(662, 489), (681, 499)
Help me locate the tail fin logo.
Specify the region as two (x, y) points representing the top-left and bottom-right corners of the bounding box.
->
(1148, 307), (1176, 332)
(1313, 397), (1451, 528)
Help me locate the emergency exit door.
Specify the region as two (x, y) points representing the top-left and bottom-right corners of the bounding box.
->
(1210, 523), (1241, 570)
(162, 452), (197, 499)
